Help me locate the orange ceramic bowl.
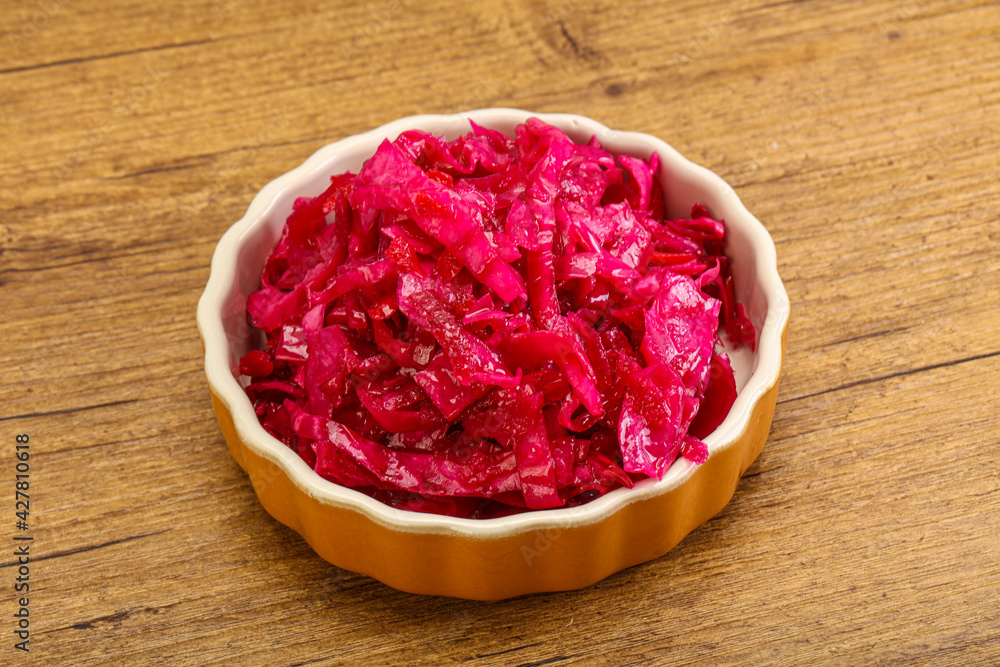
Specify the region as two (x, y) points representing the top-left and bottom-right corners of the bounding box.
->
(196, 109), (789, 600)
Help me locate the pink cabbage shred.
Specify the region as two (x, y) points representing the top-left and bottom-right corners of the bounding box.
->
(239, 118), (755, 518)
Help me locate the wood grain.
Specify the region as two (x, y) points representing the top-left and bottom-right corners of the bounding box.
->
(2, 0), (998, 664)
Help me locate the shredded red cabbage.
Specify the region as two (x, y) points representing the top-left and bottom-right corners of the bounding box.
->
(240, 118), (755, 518)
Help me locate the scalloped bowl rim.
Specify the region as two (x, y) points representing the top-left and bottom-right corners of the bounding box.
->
(197, 108), (789, 540)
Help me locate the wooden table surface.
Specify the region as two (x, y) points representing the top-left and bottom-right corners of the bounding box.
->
(2, 0), (998, 664)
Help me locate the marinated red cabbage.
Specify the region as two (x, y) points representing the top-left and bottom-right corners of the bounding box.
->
(240, 118), (755, 518)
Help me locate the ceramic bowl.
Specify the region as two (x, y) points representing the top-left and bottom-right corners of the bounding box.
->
(197, 108), (789, 600)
